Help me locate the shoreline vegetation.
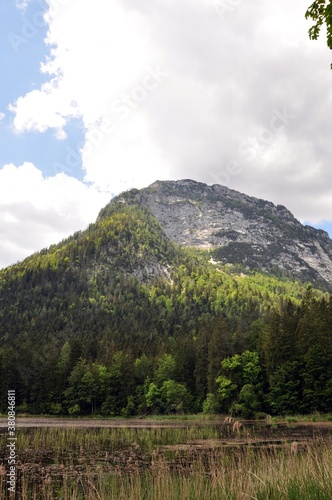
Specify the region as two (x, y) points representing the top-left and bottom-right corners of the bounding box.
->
(0, 416), (331, 499)
(1, 412), (332, 423)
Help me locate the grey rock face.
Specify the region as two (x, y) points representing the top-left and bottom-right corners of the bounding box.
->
(112, 179), (332, 289)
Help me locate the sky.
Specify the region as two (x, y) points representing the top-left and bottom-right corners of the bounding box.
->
(1, 0), (332, 269)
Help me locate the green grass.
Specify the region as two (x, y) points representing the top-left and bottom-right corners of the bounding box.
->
(271, 413), (332, 424)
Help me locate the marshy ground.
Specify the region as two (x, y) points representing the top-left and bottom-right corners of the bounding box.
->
(0, 416), (331, 499)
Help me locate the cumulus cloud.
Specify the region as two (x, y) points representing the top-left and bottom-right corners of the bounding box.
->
(0, 163), (110, 269)
(9, 86), (79, 137)
(8, 0), (332, 227)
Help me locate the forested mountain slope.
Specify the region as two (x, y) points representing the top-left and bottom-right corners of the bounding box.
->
(0, 186), (331, 417)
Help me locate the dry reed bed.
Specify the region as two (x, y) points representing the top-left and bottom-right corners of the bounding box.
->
(0, 422), (331, 499)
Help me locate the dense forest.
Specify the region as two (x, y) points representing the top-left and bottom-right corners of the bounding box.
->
(0, 204), (331, 417)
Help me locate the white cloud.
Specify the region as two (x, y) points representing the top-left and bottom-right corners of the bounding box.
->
(9, 86), (79, 135)
(0, 163), (110, 269)
(8, 0), (332, 226)
(0, 112), (5, 121)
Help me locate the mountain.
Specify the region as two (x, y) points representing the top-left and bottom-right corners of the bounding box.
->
(0, 179), (331, 417)
(108, 179), (332, 290)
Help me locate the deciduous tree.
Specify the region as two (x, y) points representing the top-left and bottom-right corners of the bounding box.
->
(306, 0), (332, 68)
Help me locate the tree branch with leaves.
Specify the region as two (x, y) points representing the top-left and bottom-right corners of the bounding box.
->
(305, 0), (332, 68)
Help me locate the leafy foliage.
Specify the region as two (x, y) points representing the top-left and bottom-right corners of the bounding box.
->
(306, 0), (332, 68)
(0, 203), (331, 416)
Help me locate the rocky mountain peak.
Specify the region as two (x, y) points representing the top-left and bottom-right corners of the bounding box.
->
(110, 179), (332, 289)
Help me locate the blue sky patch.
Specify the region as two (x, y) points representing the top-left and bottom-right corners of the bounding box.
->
(0, 1), (86, 182)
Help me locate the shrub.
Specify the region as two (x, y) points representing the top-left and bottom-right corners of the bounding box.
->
(68, 404), (80, 415)
(202, 393), (220, 414)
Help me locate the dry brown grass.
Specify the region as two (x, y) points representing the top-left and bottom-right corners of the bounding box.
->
(0, 421), (331, 499)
